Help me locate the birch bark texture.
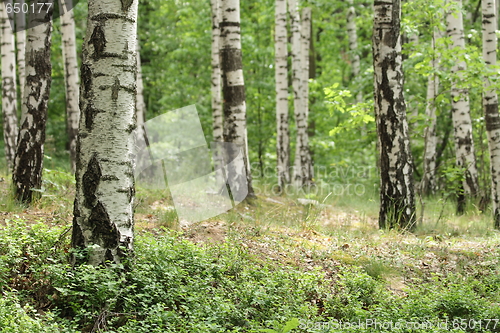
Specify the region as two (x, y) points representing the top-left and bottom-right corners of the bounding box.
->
(372, 0), (416, 229)
(289, 0), (313, 187)
(445, 0), (479, 209)
(481, 0), (500, 228)
(211, 0), (223, 143)
(72, 0), (138, 266)
(15, 0), (26, 98)
(347, 0), (362, 103)
(1, 1), (18, 170)
(219, 0), (255, 199)
(136, 37), (146, 141)
(275, 0), (290, 189)
(421, 30), (441, 196)
(59, 0), (80, 173)
(12, 1), (53, 203)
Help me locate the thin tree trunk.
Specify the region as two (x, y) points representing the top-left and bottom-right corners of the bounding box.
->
(482, 0), (500, 228)
(211, 0), (223, 143)
(12, 1), (53, 203)
(347, 0), (362, 103)
(219, 0), (255, 200)
(373, 0), (416, 230)
(15, 0), (26, 98)
(1, 0), (18, 170)
(421, 30), (440, 196)
(289, 0), (313, 187)
(72, 0), (138, 266)
(275, 0), (290, 190)
(59, 0), (80, 173)
(446, 0), (479, 213)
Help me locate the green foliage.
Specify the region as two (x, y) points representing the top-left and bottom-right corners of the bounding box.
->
(324, 84), (374, 136)
(1, 218), (499, 332)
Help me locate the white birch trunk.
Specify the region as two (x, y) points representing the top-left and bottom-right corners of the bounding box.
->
(211, 0), (223, 143)
(220, 0), (255, 199)
(1, 0), (18, 170)
(275, 0), (290, 189)
(347, 0), (362, 103)
(135, 37), (146, 141)
(289, 0), (313, 187)
(12, 1), (53, 203)
(446, 0), (479, 210)
(15, 0), (26, 98)
(59, 0), (80, 173)
(373, 0), (416, 229)
(482, 0), (500, 228)
(421, 30), (440, 196)
(72, 0), (138, 266)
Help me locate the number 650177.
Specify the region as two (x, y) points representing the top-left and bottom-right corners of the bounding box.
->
(5, 2), (53, 14)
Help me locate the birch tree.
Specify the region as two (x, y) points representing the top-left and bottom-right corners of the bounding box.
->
(59, 0), (80, 173)
(219, 0), (255, 199)
(15, 0), (26, 98)
(72, 0), (138, 265)
(275, 0), (290, 190)
(481, 0), (500, 228)
(211, 0), (223, 143)
(12, 1), (53, 203)
(289, 0), (313, 187)
(1, 0), (18, 170)
(421, 30), (441, 196)
(136, 37), (146, 142)
(347, 0), (362, 103)
(373, 0), (416, 229)
(446, 0), (479, 213)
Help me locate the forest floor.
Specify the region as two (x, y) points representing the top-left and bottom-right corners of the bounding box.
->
(1, 171), (500, 332)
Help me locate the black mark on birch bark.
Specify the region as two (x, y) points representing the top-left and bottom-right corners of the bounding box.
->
(89, 25), (106, 59)
(89, 201), (119, 247)
(83, 154), (102, 208)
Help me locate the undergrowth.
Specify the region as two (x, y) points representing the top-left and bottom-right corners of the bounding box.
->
(0, 217), (499, 333)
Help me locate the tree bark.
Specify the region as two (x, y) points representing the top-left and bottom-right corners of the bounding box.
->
(347, 0), (362, 103)
(135, 36), (146, 142)
(15, 0), (26, 99)
(275, 0), (290, 190)
(421, 30), (440, 196)
(446, 0), (479, 213)
(220, 0), (255, 199)
(211, 0), (223, 143)
(482, 0), (500, 228)
(59, 0), (80, 173)
(72, 0), (138, 266)
(373, 0), (416, 230)
(1, 0), (19, 171)
(12, 1), (53, 203)
(289, 0), (313, 187)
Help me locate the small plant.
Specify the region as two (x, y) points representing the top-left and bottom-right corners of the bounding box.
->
(259, 318), (300, 333)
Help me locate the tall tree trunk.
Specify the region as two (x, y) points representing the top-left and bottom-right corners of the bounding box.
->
(446, 0), (479, 213)
(12, 1), (53, 203)
(347, 0), (362, 103)
(275, 0), (290, 190)
(1, 0), (19, 171)
(72, 0), (138, 266)
(219, 0), (255, 200)
(136, 37), (146, 141)
(15, 1), (26, 99)
(289, 0), (313, 187)
(211, 0), (223, 143)
(482, 0), (500, 228)
(59, 0), (80, 173)
(421, 30), (440, 196)
(373, 0), (416, 230)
